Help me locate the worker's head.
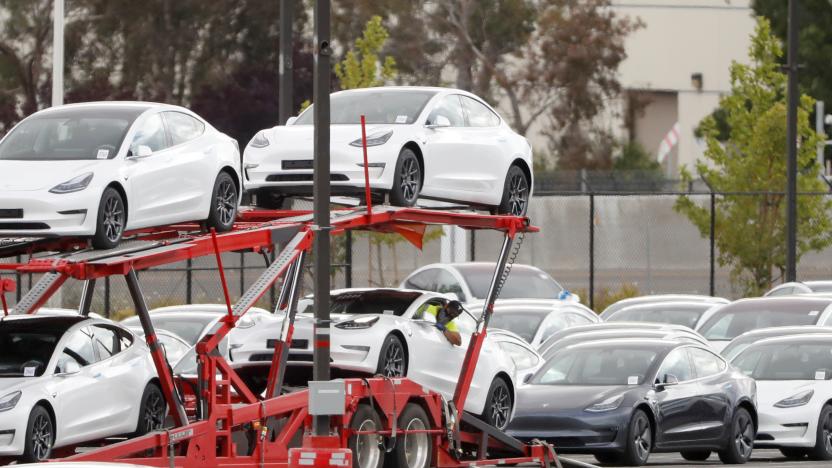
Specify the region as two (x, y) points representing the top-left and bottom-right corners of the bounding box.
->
(446, 300), (464, 319)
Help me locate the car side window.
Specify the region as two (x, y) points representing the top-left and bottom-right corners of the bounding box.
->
(92, 325), (120, 360)
(404, 269), (438, 292)
(537, 315), (571, 342)
(427, 95), (465, 127)
(117, 328), (134, 349)
(460, 96), (500, 127)
(499, 342), (540, 370)
(656, 348), (694, 383)
(435, 270), (465, 300)
(164, 112), (205, 146)
(130, 113), (168, 154)
(689, 347), (725, 378)
(62, 326), (97, 367)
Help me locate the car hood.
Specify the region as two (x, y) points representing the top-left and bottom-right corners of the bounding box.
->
(0, 160), (104, 191)
(269, 124), (397, 146)
(0, 377), (41, 395)
(513, 384), (637, 414)
(756, 380), (820, 407)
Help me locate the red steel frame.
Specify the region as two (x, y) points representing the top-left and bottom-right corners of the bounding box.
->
(0, 206), (556, 468)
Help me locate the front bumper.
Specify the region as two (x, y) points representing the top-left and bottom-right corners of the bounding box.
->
(754, 406), (816, 448)
(0, 408), (30, 456)
(0, 189), (97, 237)
(507, 408), (627, 453)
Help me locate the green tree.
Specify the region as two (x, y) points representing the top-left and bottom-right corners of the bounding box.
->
(334, 15), (396, 90)
(675, 18), (832, 296)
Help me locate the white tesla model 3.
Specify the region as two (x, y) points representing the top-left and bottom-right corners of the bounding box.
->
(0, 102), (242, 249)
(731, 334), (832, 460)
(243, 87), (533, 215)
(0, 315), (162, 462)
(232, 288), (524, 429)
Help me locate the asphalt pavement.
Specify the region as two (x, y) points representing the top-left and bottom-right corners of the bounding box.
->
(535, 450), (829, 468)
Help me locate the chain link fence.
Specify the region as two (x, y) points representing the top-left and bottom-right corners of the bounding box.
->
(3, 192), (832, 317)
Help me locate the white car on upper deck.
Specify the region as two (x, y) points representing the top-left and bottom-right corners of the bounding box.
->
(243, 86), (533, 215)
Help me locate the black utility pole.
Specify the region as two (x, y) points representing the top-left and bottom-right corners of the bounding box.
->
(312, 0), (331, 437)
(279, 0), (294, 125)
(785, 0), (799, 282)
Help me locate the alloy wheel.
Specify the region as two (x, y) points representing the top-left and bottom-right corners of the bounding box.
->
(355, 419), (380, 468)
(31, 413), (52, 461)
(634, 416), (651, 462)
(399, 157), (420, 203)
(143, 391), (165, 432)
(382, 342), (405, 377)
(823, 411), (832, 454)
(507, 172), (528, 216)
(404, 417), (429, 468)
(489, 384), (511, 429)
(734, 411), (754, 460)
(216, 179), (237, 226)
(103, 196), (124, 243)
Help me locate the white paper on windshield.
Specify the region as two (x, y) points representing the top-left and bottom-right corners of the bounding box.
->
(816, 370), (826, 380)
(627, 375), (639, 385)
(395, 115), (408, 124)
(809, 310), (819, 316)
(383, 309), (395, 315)
(96, 149), (109, 159)
(23, 367), (36, 377)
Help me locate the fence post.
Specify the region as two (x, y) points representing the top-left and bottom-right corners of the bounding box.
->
(186, 258), (193, 304)
(345, 230), (353, 288)
(589, 193), (595, 310)
(709, 192), (716, 296)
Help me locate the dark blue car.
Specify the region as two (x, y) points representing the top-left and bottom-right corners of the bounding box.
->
(507, 338), (757, 466)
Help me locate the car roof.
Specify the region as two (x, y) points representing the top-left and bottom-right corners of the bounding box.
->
(714, 296), (832, 312)
(146, 304), (270, 314)
(0, 314), (89, 330)
(562, 337), (686, 352)
(446, 262), (545, 274)
(601, 294), (728, 315)
(35, 101), (173, 114)
(332, 86), (467, 96)
(743, 333), (832, 349)
(732, 325), (832, 340)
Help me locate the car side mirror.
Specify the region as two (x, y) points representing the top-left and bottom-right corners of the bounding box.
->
(58, 361), (81, 376)
(286, 116), (298, 125)
(129, 145), (152, 158)
(426, 115), (451, 129)
(655, 373), (679, 391)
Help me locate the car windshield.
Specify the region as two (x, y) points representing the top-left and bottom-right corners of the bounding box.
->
(122, 315), (215, 345)
(0, 326), (62, 377)
(458, 266), (563, 300)
(733, 341), (832, 380)
(489, 311), (548, 342)
(698, 302), (825, 341)
(294, 90), (437, 125)
(607, 304), (710, 329)
(300, 290), (422, 316)
(535, 345), (659, 386)
(0, 107), (144, 161)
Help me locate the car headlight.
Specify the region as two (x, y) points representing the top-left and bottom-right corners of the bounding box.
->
(249, 131), (270, 148)
(585, 394), (625, 413)
(774, 389), (814, 408)
(49, 172), (93, 194)
(349, 130), (393, 147)
(335, 316), (379, 329)
(0, 391), (22, 412)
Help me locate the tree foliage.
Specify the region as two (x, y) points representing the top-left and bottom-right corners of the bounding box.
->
(675, 18), (832, 296)
(334, 15), (396, 90)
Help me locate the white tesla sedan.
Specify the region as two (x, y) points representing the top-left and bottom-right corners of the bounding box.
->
(0, 315), (162, 462)
(233, 288), (524, 429)
(243, 87), (533, 215)
(0, 102), (242, 249)
(731, 334), (832, 460)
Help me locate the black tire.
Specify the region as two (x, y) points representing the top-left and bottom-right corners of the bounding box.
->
(254, 190), (287, 209)
(779, 447), (809, 459)
(206, 172), (238, 232)
(621, 409), (652, 466)
(495, 165), (529, 216)
(481, 377), (512, 430)
(134, 384), (167, 436)
(681, 450), (712, 461)
(92, 187), (126, 249)
(593, 453), (621, 464)
(348, 404), (384, 468)
(21, 405), (53, 463)
(386, 403), (432, 468)
(718, 407), (754, 464)
(809, 404), (832, 460)
(376, 334), (407, 377)
(389, 148), (421, 207)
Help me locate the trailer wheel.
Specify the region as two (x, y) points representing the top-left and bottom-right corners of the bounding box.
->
(206, 172), (238, 232)
(21, 405), (53, 463)
(349, 404), (385, 468)
(387, 403), (432, 468)
(134, 383), (167, 436)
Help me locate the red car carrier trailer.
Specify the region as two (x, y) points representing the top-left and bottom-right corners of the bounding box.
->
(0, 205), (566, 468)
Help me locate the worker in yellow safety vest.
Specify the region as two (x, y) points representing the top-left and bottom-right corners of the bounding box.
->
(424, 300), (464, 346)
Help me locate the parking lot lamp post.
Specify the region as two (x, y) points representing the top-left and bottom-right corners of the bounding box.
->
(785, 0), (798, 282)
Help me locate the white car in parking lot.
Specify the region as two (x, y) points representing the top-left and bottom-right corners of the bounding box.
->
(233, 288), (524, 429)
(731, 334), (832, 460)
(471, 299), (599, 348)
(244, 87), (533, 215)
(0, 315), (162, 462)
(0, 102), (242, 249)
